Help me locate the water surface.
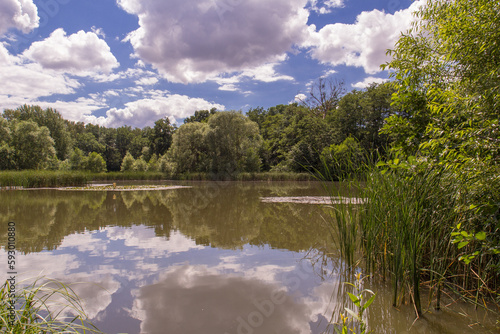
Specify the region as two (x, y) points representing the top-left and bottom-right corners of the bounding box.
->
(0, 181), (497, 333)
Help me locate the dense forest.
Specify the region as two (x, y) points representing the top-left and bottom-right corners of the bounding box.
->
(0, 82), (397, 178)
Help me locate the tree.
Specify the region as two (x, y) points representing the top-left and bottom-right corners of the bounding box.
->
(11, 120), (56, 169)
(85, 152), (107, 173)
(321, 137), (365, 179)
(120, 152), (135, 172)
(69, 148), (86, 170)
(75, 132), (105, 155)
(184, 108), (217, 124)
(0, 118), (14, 170)
(382, 0), (500, 163)
(150, 117), (176, 156)
(330, 83), (395, 152)
(298, 78), (345, 119)
(3, 105), (72, 160)
(133, 157), (148, 171)
(167, 122), (209, 173)
(206, 111), (262, 174)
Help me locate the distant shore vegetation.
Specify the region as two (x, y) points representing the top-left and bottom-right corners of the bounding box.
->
(0, 82), (396, 184)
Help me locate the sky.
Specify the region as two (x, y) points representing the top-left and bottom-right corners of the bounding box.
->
(0, 0), (422, 128)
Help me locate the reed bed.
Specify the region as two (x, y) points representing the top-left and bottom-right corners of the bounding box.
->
(0, 171), (89, 188)
(323, 160), (500, 317)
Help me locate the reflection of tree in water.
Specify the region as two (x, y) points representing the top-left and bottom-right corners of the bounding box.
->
(0, 182), (333, 254)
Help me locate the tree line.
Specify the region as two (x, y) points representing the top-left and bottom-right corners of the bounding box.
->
(0, 82), (398, 177)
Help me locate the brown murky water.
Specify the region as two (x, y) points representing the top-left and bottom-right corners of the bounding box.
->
(0, 181), (498, 333)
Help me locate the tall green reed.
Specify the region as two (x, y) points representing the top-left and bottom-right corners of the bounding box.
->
(320, 155), (500, 318)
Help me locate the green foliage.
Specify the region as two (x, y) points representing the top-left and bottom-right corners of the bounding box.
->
(167, 122), (209, 173)
(183, 108), (217, 124)
(0, 278), (101, 333)
(69, 148), (85, 170)
(150, 117), (176, 156)
(0, 118), (14, 170)
(382, 0), (500, 164)
(206, 111), (262, 174)
(321, 137), (365, 180)
(168, 111), (262, 175)
(3, 105), (72, 160)
(324, 158), (500, 316)
(120, 152), (135, 172)
(147, 154), (159, 172)
(334, 273), (376, 334)
(75, 132), (105, 155)
(158, 154), (176, 176)
(85, 152), (107, 173)
(0, 170), (88, 188)
(132, 157), (148, 172)
(11, 120), (57, 170)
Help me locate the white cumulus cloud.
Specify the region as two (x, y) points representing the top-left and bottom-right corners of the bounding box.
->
(24, 28), (119, 75)
(352, 76), (389, 89)
(118, 0), (309, 84)
(96, 94), (224, 128)
(0, 0), (39, 36)
(304, 1), (422, 74)
(0, 43), (80, 108)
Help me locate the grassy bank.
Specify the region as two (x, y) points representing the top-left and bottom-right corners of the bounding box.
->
(324, 161), (500, 317)
(0, 170), (315, 188)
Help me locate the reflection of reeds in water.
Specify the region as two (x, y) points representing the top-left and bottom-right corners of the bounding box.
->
(0, 277), (101, 333)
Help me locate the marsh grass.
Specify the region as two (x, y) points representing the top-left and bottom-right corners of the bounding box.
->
(321, 157), (500, 318)
(0, 171), (89, 188)
(0, 278), (101, 333)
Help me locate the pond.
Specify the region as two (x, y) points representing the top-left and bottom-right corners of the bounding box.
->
(0, 181), (497, 333)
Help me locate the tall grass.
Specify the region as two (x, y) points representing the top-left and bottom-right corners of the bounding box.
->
(0, 171), (89, 188)
(0, 278), (101, 333)
(322, 158), (500, 317)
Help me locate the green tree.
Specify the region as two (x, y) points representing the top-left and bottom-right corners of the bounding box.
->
(120, 152), (135, 172)
(3, 105), (72, 160)
(133, 157), (148, 172)
(0, 118), (15, 170)
(167, 122), (210, 173)
(150, 117), (176, 156)
(69, 148), (86, 170)
(331, 83), (395, 152)
(321, 137), (365, 179)
(11, 120), (56, 170)
(85, 152), (107, 173)
(184, 108), (217, 124)
(382, 0), (500, 163)
(75, 132), (105, 155)
(147, 154), (159, 172)
(206, 111), (262, 174)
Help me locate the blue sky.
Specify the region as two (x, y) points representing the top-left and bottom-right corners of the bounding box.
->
(0, 0), (422, 128)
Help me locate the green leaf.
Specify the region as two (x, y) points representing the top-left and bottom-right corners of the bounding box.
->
(457, 241), (469, 249)
(361, 294), (376, 311)
(347, 292), (360, 306)
(475, 231), (486, 241)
